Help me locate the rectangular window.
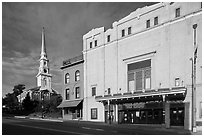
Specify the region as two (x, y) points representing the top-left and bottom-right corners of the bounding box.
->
(90, 42), (92, 48)
(175, 78), (180, 87)
(154, 16), (158, 25)
(136, 70), (143, 91)
(128, 27), (132, 35)
(146, 19), (150, 28)
(91, 108), (97, 119)
(144, 68), (151, 89)
(108, 88), (111, 94)
(95, 40), (97, 47)
(175, 8), (180, 17)
(128, 73), (135, 92)
(92, 87), (96, 96)
(65, 88), (70, 100)
(122, 29), (125, 37)
(128, 60), (151, 92)
(107, 35), (110, 42)
(75, 87), (80, 99)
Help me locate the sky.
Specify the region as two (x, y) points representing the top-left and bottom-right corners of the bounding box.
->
(2, 2), (156, 97)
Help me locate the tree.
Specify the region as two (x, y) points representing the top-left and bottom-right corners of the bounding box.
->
(3, 92), (19, 111)
(22, 93), (39, 112)
(13, 84), (25, 97)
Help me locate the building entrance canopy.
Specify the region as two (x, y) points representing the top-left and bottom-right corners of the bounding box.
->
(57, 99), (83, 108)
(95, 87), (186, 103)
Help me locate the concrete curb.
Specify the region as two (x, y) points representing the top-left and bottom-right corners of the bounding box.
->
(14, 116), (27, 119)
(29, 117), (63, 122)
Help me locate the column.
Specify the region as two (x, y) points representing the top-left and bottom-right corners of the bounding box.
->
(165, 102), (170, 128)
(115, 104), (118, 123)
(184, 102), (191, 130)
(62, 109), (65, 119)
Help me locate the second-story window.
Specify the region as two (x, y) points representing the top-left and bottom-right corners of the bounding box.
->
(65, 88), (70, 100)
(175, 8), (180, 18)
(95, 40), (97, 47)
(128, 27), (132, 35)
(90, 42), (92, 48)
(92, 87), (96, 96)
(128, 59), (151, 92)
(154, 16), (158, 25)
(75, 70), (80, 81)
(108, 88), (111, 94)
(75, 87), (80, 99)
(65, 73), (70, 84)
(122, 29), (125, 37)
(146, 19), (150, 28)
(107, 35), (110, 42)
(175, 78), (180, 87)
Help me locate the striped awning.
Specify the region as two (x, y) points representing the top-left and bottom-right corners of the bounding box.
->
(57, 99), (83, 108)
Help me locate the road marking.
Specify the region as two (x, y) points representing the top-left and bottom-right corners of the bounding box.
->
(82, 127), (104, 131)
(6, 123), (88, 135)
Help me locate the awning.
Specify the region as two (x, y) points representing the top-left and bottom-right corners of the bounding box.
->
(57, 99), (83, 108)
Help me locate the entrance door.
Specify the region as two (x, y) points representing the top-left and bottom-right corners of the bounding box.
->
(170, 107), (184, 126)
(133, 110), (140, 124)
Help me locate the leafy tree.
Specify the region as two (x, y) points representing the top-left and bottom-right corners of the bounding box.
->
(3, 92), (19, 111)
(13, 84), (25, 97)
(22, 93), (39, 112)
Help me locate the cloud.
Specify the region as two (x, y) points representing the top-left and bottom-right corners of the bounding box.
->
(2, 2), (156, 96)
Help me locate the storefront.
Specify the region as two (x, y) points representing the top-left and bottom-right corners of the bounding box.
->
(96, 87), (187, 127)
(58, 99), (83, 120)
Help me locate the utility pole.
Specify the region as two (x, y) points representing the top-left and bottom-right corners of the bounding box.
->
(192, 24), (197, 133)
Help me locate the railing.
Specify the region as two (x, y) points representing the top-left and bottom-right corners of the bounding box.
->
(62, 54), (83, 66)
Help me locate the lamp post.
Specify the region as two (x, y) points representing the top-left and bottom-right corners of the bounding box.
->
(190, 57), (195, 132)
(191, 24), (197, 133)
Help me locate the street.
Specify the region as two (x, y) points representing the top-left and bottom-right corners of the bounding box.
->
(2, 116), (191, 135)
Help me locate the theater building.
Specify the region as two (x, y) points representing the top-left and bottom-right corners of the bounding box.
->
(58, 54), (84, 120)
(82, 2), (202, 130)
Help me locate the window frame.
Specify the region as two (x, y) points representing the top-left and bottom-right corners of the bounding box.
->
(65, 73), (70, 84)
(146, 19), (150, 28)
(128, 27), (132, 35)
(65, 88), (70, 100)
(75, 70), (80, 81)
(75, 87), (80, 99)
(175, 78), (180, 87)
(90, 42), (92, 49)
(154, 16), (158, 26)
(127, 60), (151, 92)
(122, 29), (125, 37)
(107, 35), (110, 42)
(175, 8), (180, 18)
(92, 87), (96, 96)
(95, 40), (97, 47)
(91, 108), (98, 119)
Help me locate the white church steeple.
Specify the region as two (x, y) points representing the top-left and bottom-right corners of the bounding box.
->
(36, 27), (52, 91)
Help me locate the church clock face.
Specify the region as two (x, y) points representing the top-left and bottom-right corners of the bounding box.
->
(44, 69), (47, 73)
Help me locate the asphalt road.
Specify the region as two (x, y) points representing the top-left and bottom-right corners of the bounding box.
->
(2, 117), (191, 135)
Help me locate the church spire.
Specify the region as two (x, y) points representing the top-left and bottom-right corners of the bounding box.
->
(36, 27), (52, 92)
(41, 27), (47, 59)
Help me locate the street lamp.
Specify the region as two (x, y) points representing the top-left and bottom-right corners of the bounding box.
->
(191, 23), (198, 133)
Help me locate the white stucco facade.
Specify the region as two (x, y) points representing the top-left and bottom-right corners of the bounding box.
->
(82, 2), (202, 130)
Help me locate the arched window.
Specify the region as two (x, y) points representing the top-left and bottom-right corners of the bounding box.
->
(65, 73), (70, 84)
(75, 70), (80, 81)
(43, 78), (47, 86)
